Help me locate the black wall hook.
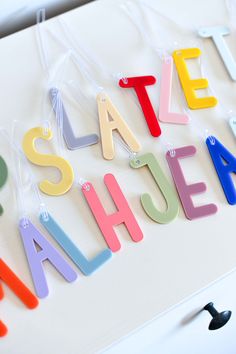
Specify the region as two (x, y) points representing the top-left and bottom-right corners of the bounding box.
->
(204, 302), (232, 330)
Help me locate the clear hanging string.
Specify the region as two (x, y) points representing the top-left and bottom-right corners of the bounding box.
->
(198, 59), (235, 119)
(49, 13), (141, 111)
(45, 27), (103, 93)
(36, 8), (91, 160)
(121, 0), (192, 156)
(49, 88), (92, 190)
(38, 18), (141, 164)
(56, 16), (134, 87)
(136, 1), (218, 146)
(36, 8), (72, 137)
(57, 16), (110, 81)
(120, 1), (168, 59)
(13, 122), (50, 224)
(192, 2), (236, 138)
(121, 0), (199, 55)
(0, 126), (49, 227)
(36, 9), (50, 79)
(37, 10), (101, 162)
(225, 0), (236, 31)
(35, 14), (104, 188)
(63, 80), (98, 122)
(36, 8), (51, 135)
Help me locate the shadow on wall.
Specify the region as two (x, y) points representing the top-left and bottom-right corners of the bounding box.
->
(0, 0), (94, 38)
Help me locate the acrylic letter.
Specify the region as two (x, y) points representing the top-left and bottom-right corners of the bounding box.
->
(82, 174), (143, 252)
(198, 26), (236, 81)
(206, 136), (236, 204)
(97, 92), (141, 160)
(173, 48), (217, 109)
(166, 146), (217, 219)
(19, 219), (77, 298)
(22, 127), (74, 195)
(119, 76), (161, 137)
(40, 212), (112, 275)
(0, 258), (38, 336)
(130, 153), (179, 223)
(50, 87), (99, 150)
(159, 57), (189, 124)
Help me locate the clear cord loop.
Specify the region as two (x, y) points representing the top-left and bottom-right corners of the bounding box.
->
(159, 136), (176, 157)
(225, 0), (236, 30)
(38, 7), (140, 162)
(0, 125), (49, 224)
(120, 1), (167, 60)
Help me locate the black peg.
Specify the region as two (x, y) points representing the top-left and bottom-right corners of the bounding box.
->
(204, 302), (232, 330)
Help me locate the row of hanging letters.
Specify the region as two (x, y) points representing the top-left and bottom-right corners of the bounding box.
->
(1, 36), (236, 336)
